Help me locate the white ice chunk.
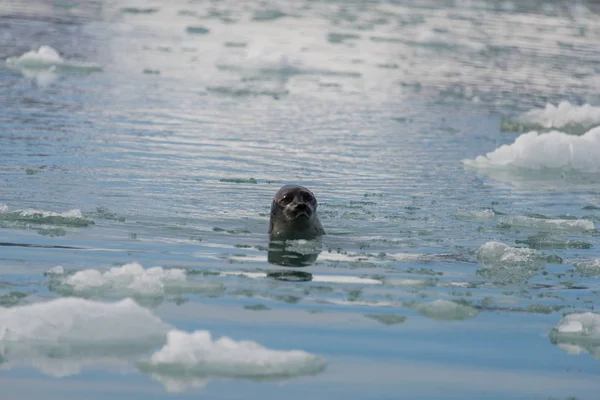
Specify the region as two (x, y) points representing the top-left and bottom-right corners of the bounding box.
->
(520, 101), (600, 129)
(550, 312), (600, 360)
(45, 265), (65, 275)
(0, 298), (327, 386)
(5, 45), (102, 72)
(0, 204), (93, 227)
(476, 241), (553, 268)
(139, 329), (326, 392)
(456, 209), (495, 219)
(51, 262), (217, 298)
(0, 298), (169, 376)
(499, 215), (594, 231)
(558, 320), (584, 334)
(553, 312), (600, 336)
(463, 127), (600, 173)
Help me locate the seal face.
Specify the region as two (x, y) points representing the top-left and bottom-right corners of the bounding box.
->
(269, 185), (325, 240)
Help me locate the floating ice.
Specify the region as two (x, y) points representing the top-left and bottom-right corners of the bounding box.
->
(412, 299), (478, 321)
(462, 127), (600, 173)
(476, 241), (557, 268)
(48, 263), (223, 299)
(550, 312), (600, 359)
(139, 329), (327, 392)
(387, 252), (468, 263)
(520, 101), (600, 130)
(216, 41), (360, 78)
(516, 233), (592, 250)
(5, 46), (102, 73)
(0, 298), (169, 376)
(476, 241), (558, 283)
(45, 265), (65, 275)
(0, 298), (327, 387)
(559, 309), (596, 332)
(499, 215), (595, 232)
(574, 259), (600, 277)
(383, 278), (436, 287)
(455, 209), (495, 220)
(0, 204), (94, 227)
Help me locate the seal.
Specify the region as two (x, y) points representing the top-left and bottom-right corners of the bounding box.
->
(268, 185), (325, 240)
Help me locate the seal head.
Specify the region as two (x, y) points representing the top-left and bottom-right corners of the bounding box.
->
(269, 185), (325, 240)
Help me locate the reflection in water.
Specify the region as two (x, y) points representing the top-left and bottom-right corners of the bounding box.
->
(267, 239), (322, 267)
(549, 312), (600, 360)
(267, 270), (313, 282)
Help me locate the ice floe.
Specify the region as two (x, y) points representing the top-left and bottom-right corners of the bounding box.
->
(0, 297), (327, 389)
(476, 241), (558, 268)
(516, 233), (592, 250)
(47, 263), (224, 299)
(5, 45), (102, 73)
(520, 101), (600, 131)
(574, 259), (600, 277)
(499, 215), (595, 232)
(455, 209), (495, 220)
(463, 126), (600, 173)
(411, 299), (478, 321)
(0, 298), (169, 376)
(139, 329), (326, 392)
(550, 312), (600, 359)
(476, 241), (559, 283)
(0, 204), (94, 227)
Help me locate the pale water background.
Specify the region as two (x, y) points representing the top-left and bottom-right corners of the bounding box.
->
(1, 0), (600, 399)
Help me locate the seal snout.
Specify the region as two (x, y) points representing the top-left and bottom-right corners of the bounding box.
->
(290, 202), (312, 219)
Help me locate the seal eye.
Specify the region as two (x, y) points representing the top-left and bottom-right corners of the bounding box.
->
(303, 193), (314, 203)
(280, 195), (292, 205)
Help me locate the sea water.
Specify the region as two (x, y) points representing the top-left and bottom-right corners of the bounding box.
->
(1, 0), (600, 399)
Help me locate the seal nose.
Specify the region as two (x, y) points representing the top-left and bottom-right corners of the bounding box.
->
(295, 203), (309, 211)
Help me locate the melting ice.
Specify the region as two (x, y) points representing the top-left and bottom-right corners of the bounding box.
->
(5, 46), (102, 73)
(520, 101), (600, 130)
(463, 126), (600, 173)
(47, 262), (223, 299)
(550, 312), (600, 360)
(0, 204), (94, 227)
(0, 297), (327, 389)
(139, 329), (327, 392)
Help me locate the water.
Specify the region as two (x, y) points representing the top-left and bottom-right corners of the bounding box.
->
(1, 0), (600, 398)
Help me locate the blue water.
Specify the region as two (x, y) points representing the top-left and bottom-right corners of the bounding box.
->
(1, 0), (600, 399)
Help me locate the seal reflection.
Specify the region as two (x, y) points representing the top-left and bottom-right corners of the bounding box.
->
(267, 238), (322, 268)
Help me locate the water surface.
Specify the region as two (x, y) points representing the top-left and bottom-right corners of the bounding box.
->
(1, 0), (600, 399)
